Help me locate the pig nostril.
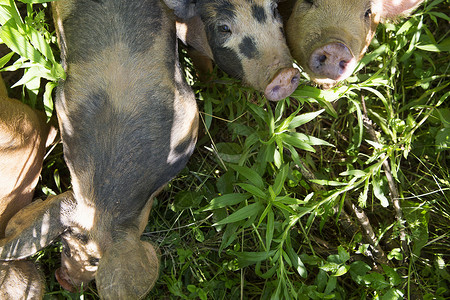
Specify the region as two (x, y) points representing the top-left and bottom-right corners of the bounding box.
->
(291, 74), (300, 85)
(271, 85), (281, 93)
(319, 55), (327, 63)
(339, 60), (348, 69)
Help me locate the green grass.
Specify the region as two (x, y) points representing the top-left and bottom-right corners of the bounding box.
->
(1, 0), (449, 299)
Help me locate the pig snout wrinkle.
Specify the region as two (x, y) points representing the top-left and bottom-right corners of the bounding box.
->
(264, 67), (300, 101)
(309, 42), (356, 81)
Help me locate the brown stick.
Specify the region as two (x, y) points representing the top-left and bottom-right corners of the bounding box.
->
(360, 96), (408, 257)
(297, 160), (388, 266)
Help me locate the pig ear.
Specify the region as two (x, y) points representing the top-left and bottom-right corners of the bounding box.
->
(96, 238), (160, 299)
(0, 191), (76, 260)
(379, 0), (424, 19)
(163, 0), (198, 19)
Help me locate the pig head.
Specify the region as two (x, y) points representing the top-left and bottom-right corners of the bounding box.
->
(166, 0), (301, 101)
(0, 0), (198, 298)
(280, 0), (424, 88)
(0, 74), (56, 299)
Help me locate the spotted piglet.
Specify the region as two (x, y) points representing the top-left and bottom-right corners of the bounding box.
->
(166, 0), (301, 101)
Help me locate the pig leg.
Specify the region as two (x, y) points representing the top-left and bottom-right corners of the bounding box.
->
(0, 260), (44, 299)
(0, 191), (76, 260)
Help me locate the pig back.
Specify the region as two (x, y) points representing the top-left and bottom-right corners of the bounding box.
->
(53, 0), (198, 226)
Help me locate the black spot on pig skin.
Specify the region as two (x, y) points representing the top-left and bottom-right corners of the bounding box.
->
(89, 257), (100, 266)
(75, 233), (89, 244)
(214, 2), (236, 20)
(252, 5), (266, 23)
(213, 47), (244, 80)
(239, 36), (259, 59)
(205, 23), (244, 79)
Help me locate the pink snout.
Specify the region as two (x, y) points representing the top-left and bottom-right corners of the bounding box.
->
(264, 67), (300, 101)
(309, 42), (356, 81)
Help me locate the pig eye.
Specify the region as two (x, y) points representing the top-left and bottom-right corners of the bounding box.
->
(304, 0), (314, 4)
(365, 9), (372, 18)
(218, 24), (232, 34)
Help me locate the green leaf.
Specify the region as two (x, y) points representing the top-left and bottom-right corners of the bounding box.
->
(382, 265), (402, 286)
(436, 128), (450, 151)
(265, 208), (274, 249)
(349, 261), (371, 284)
(12, 65), (53, 88)
(281, 133), (316, 152)
(0, 51), (14, 69)
(23, 22), (56, 64)
(272, 164), (289, 196)
(0, 19), (47, 66)
(324, 276), (337, 294)
(236, 183), (266, 199)
(334, 265), (350, 277)
(0, 0), (22, 26)
(213, 202), (263, 226)
(354, 44), (388, 73)
(288, 109), (325, 129)
(201, 193), (250, 211)
(229, 164), (264, 189)
(416, 37), (450, 52)
(337, 246), (350, 263)
(339, 169), (367, 178)
(234, 250), (276, 267)
(287, 131), (334, 147)
(320, 262), (340, 273)
(387, 248), (403, 261)
(373, 176), (389, 207)
(172, 190), (203, 212)
(381, 288), (404, 300)
(43, 81), (57, 119)
(311, 179), (348, 186)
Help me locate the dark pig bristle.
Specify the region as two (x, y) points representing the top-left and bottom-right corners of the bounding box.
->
(252, 4), (267, 23)
(239, 36), (259, 59)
